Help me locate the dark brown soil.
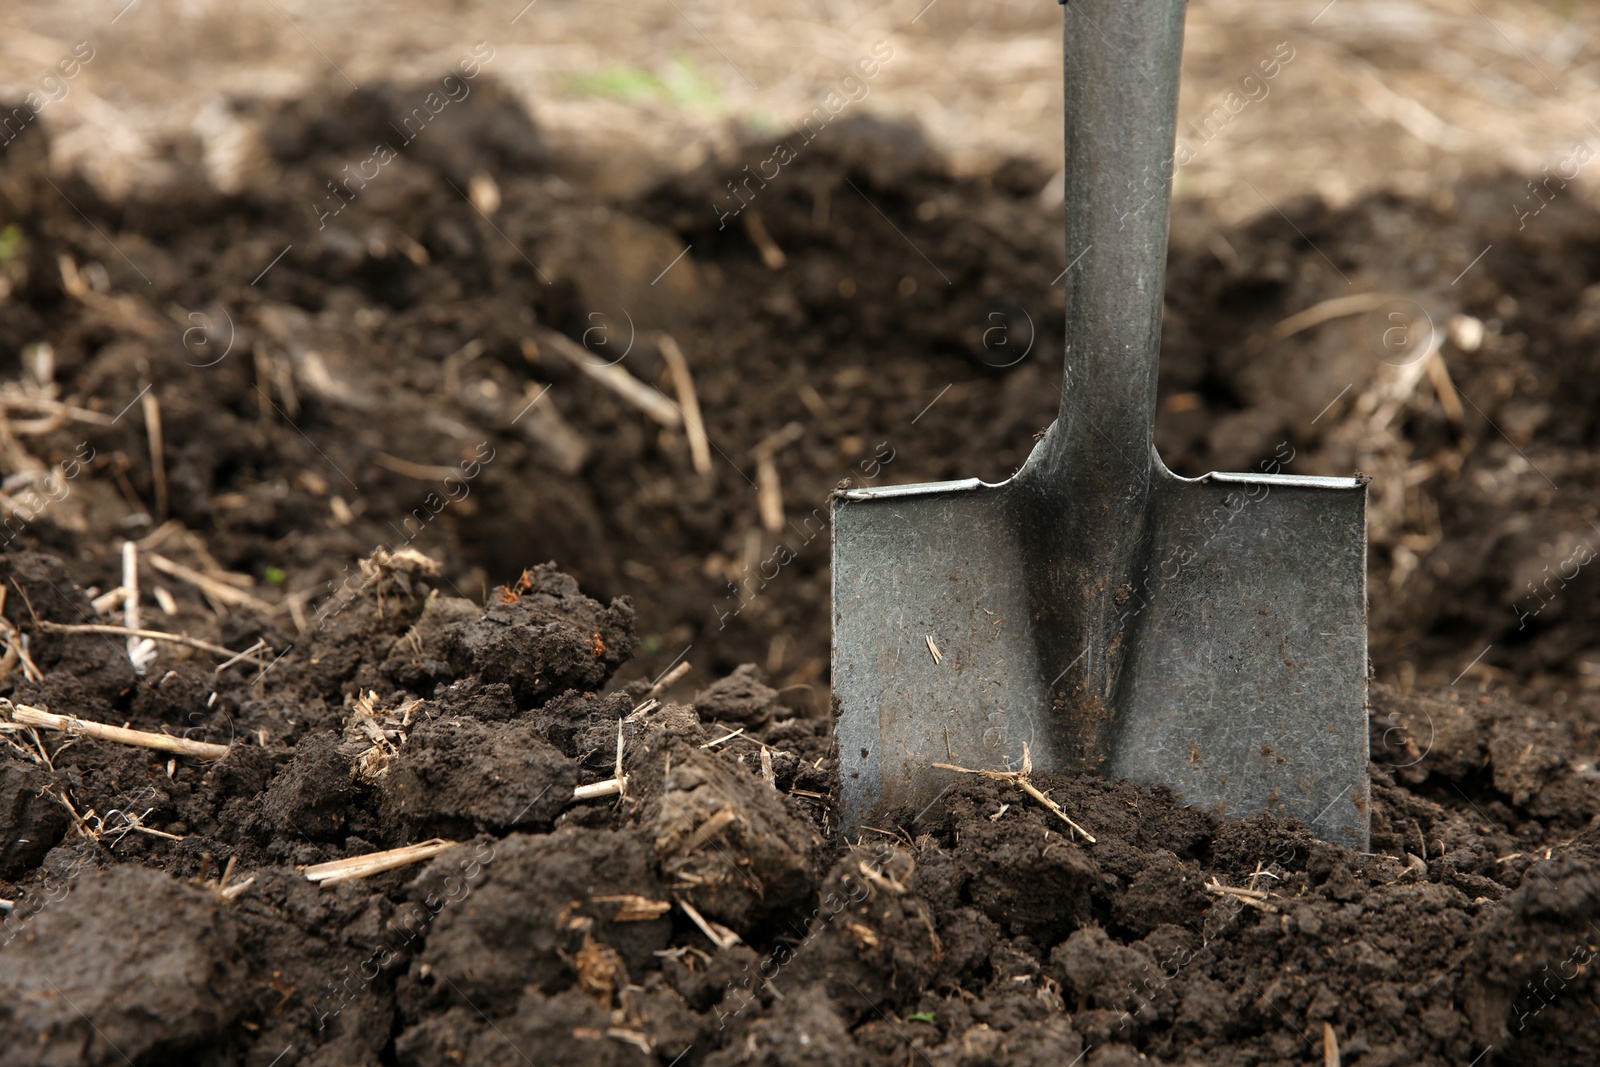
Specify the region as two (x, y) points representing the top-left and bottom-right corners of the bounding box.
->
(1, 77), (1598, 1066)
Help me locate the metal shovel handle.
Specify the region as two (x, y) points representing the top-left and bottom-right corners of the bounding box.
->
(1013, 0), (1188, 765)
(1050, 0), (1186, 479)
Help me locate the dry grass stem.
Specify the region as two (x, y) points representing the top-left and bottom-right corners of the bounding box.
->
(646, 659), (692, 697)
(220, 876), (256, 901)
(676, 896), (741, 950)
(8, 702), (231, 760)
(741, 210), (787, 270)
(605, 1028), (653, 1054)
(91, 585), (130, 614)
(0, 587), (44, 684)
(142, 389), (168, 520)
(1204, 878), (1279, 912)
(33, 620), (270, 665)
(370, 451), (467, 481)
(146, 553), (274, 614)
(700, 727), (745, 749)
(1259, 292), (1400, 349)
(1425, 350), (1464, 425)
(0, 382), (116, 430)
(303, 838), (458, 885)
(123, 541), (157, 672)
(657, 334), (712, 477)
(751, 421), (804, 461)
(681, 808), (738, 854)
(573, 777), (625, 801)
(103, 806), (185, 844)
(441, 338), (487, 397)
(53, 788), (96, 840)
(932, 741), (1095, 843)
(614, 717), (627, 801)
(755, 455), (783, 533)
(213, 638), (269, 675)
(593, 893), (672, 921)
(536, 328), (682, 427)
(752, 421), (803, 533)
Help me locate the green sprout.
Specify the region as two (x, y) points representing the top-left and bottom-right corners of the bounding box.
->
(906, 1012), (936, 1024)
(561, 55), (721, 110)
(0, 225), (24, 266)
(562, 65), (661, 100)
(641, 634), (664, 654)
(263, 566), (288, 586)
(742, 109), (782, 135)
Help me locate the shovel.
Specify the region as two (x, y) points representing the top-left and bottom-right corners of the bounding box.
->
(831, 0), (1369, 848)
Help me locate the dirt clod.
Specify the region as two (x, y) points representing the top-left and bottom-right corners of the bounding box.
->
(442, 563), (636, 706)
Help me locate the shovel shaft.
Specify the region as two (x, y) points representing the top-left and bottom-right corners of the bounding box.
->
(1010, 0), (1187, 765)
(1052, 0), (1186, 478)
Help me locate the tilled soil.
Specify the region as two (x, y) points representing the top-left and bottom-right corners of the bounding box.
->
(1, 79), (1599, 1066)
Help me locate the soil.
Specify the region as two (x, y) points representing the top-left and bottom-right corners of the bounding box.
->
(2, 75), (1599, 1066)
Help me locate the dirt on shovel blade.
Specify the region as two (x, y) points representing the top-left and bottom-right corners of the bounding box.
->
(1, 68), (1599, 1067)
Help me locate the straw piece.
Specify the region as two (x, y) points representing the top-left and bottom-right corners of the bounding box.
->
(146, 553), (273, 614)
(8, 703), (230, 760)
(34, 620), (269, 664)
(932, 741), (1095, 843)
(1259, 292), (1400, 348)
(677, 896), (742, 950)
(593, 893), (672, 921)
(91, 585), (129, 615)
(221, 876), (256, 901)
(573, 777), (624, 801)
(1204, 878), (1278, 912)
(606, 1028), (653, 1054)
(142, 389), (168, 520)
(371, 451), (464, 481)
(657, 334), (712, 477)
(755, 455), (784, 534)
(123, 542), (156, 673)
(536, 328), (682, 427)
(0, 386), (115, 428)
(741, 210), (787, 269)
(751, 421), (804, 462)
(213, 638), (269, 676)
(441, 338), (487, 397)
(1425, 349), (1464, 425)
(0, 587), (44, 684)
(700, 727), (745, 749)
(614, 717), (627, 801)
(681, 808), (738, 854)
(647, 660), (692, 697)
(751, 422), (803, 534)
(303, 838), (457, 885)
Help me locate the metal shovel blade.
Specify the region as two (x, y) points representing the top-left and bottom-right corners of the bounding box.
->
(830, 1), (1369, 848)
(832, 467), (1369, 847)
